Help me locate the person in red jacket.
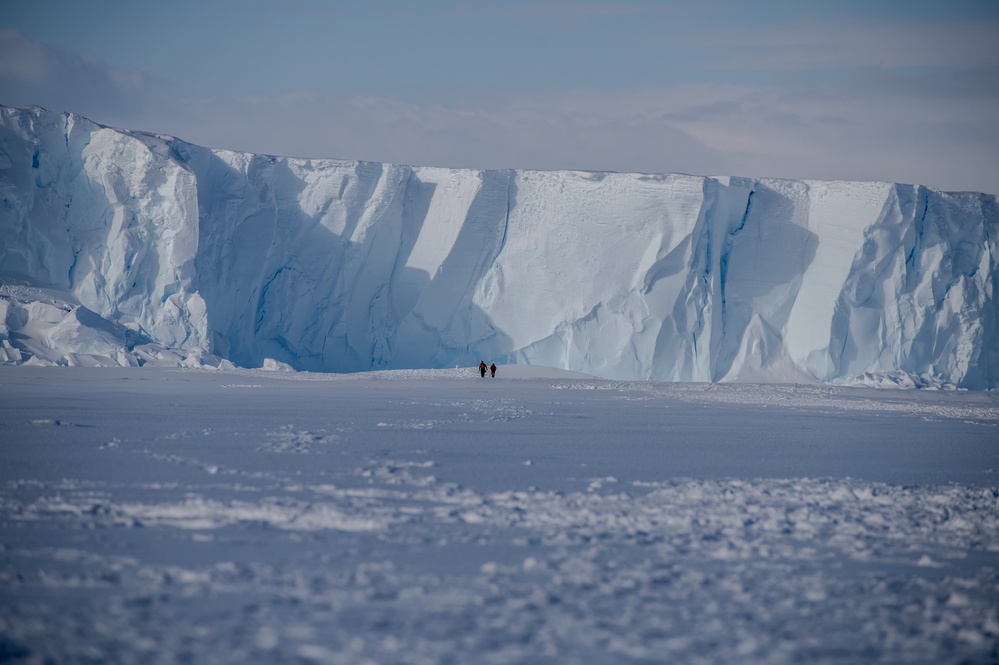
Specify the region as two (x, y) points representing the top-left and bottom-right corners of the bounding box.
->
(479, 361), (487, 378)
(490, 363), (497, 378)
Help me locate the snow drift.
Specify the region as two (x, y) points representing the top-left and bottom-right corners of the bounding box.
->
(1, 105), (998, 387)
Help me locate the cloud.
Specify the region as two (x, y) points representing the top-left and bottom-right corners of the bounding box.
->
(121, 67), (999, 197)
(700, 18), (999, 71)
(1, 26), (995, 196)
(449, 0), (698, 19)
(0, 28), (152, 121)
(134, 90), (727, 178)
(656, 70), (999, 193)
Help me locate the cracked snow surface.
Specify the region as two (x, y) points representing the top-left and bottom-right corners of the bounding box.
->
(1, 367), (998, 664)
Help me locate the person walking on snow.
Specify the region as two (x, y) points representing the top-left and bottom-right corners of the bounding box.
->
(490, 363), (497, 378)
(479, 361), (487, 378)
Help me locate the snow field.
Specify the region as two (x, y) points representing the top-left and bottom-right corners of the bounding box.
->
(1, 367), (997, 664)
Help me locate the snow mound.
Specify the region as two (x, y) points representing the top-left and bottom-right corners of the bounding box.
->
(260, 358), (296, 372)
(2, 105), (998, 387)
(0, 285), (232, 369)
(832, 371), (960, 390)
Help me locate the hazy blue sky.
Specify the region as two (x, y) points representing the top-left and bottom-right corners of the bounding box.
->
(2, 0), (997, 194)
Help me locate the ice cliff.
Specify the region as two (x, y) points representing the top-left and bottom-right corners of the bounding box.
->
(2, 105), (998, 387)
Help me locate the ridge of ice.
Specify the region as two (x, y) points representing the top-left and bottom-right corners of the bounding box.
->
(2, 105), (998, 387)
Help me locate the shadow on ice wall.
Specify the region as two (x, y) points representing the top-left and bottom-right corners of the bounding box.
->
(1, 106), (997, 387)
(188, 149), (515, 372)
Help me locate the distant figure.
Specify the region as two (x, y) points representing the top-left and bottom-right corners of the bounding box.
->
(479, 361), (487, 378)
(490, 363), (497, 378)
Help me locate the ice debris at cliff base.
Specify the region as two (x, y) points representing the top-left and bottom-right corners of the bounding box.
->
(832, 371), (960, 390)
(0, 285), (232, 369)
(0, 285), (968, 387)
(2, 105), (998, 386)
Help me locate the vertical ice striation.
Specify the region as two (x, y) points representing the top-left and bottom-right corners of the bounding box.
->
(1, 106), (207, 350)
(2, 106), (997, 387)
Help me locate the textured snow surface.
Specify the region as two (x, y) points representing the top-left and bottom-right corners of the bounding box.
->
(1, 367), (998, 664)
(2, 105), (998, 387)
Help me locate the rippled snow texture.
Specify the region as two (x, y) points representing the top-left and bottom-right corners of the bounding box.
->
(1, 367), (997, 664)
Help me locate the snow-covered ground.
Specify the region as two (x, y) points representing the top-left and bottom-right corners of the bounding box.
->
(1, 366), (997, 664)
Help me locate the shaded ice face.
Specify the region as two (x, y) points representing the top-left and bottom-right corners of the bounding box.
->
(2, 106), (996, 388)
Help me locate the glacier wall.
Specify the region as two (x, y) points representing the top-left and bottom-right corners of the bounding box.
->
(2, 105), (998, 387)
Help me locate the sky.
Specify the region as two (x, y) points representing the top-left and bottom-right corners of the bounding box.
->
(1, 0), (998, 194)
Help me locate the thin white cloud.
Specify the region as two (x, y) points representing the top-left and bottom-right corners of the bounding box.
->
(135, 90), (726, 177)
(657, 72), (999, 193)
(1, 27), (996, 195)
(0, 28), (151, 120)
(700, 18), (999, 71)
(123, 71), (998, 196)
(449, 0), (699, 19)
